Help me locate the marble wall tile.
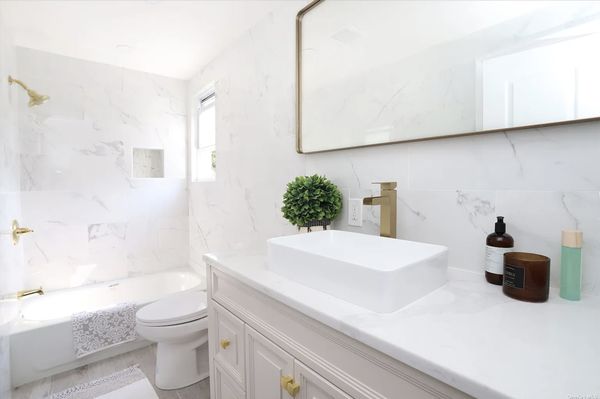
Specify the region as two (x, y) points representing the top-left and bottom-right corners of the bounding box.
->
(309, 134), (600, 294)
(190, 2), (600, 296)
(408, 123), (600, 191)
(495, 190), (600, 293)
(306, 125), (600, 294)
(15, 48), (189, 291)
(187, 4), (306, 270)
(395, 189), (497, 273)
(0, 9), (22, 399)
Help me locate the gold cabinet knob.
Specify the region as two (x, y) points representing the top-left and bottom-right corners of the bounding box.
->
(286, 382), (300, 397)
(220, 339), (231, 349)
(280, 375), (293, 390)
(280, 375), (300, 397)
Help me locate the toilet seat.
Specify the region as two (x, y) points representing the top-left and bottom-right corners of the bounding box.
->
(136, 315), (208, 344)
(136, 289), (207, 327)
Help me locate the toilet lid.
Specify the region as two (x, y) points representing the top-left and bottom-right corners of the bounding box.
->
(136, 289), (208, 327)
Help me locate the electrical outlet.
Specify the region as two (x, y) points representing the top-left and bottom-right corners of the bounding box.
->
(348, 198), (363, 227)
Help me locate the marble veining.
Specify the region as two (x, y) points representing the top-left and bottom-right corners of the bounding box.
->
(88, 223), (127, 241)
(455, 190), (495, 234)
(0, 7), (23, 398)
(187, 4), (305, 269)
(308, 130), (600, 295)
(187, 0), (600, 297)
(16, 47), (189, 291)
(206, 252), (600, 399)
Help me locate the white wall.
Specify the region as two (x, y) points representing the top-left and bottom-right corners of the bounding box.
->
(16, 48), (189, 291)
(0, 9), (22, 399)
(189, 2), (600, 296)
(306, 125), (600, 294)
(187, 4), (306, 268)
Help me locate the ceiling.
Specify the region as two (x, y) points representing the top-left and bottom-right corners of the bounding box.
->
(0, 1), (301, 80)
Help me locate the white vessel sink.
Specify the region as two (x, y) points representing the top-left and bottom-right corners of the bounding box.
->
(267, 230), (448, 313)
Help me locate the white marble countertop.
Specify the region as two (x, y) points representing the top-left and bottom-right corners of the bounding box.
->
(204, 251), (600, 399)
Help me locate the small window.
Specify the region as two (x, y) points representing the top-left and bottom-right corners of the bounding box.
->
(191, 89), (216, 182)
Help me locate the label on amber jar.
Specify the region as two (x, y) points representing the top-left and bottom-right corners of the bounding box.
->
(485, 245), (513, 274)
(504, 264), (525, 288)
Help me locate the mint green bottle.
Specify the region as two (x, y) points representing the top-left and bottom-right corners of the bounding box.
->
(560, 230), (583, 301)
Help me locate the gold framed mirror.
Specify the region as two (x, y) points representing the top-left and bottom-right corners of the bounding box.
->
(296, 0), (600, 154)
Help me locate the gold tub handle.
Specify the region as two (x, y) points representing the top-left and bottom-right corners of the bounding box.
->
(12, 220), (34, 245)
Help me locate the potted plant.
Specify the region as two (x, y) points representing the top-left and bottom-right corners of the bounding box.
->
(281, 175), (342, 232)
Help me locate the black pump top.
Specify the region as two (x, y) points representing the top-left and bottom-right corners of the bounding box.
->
(495, 216), (506, 235)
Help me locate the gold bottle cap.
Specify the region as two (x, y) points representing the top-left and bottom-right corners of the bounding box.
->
(562, 230), (583, 248)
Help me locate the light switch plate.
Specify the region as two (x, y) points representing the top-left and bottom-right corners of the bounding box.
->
(348, 198), (363, 226)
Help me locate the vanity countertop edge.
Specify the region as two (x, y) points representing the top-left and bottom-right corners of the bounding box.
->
(203, 251), (600, 399)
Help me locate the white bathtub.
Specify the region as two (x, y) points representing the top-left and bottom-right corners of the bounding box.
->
(10, 268), (203, 387)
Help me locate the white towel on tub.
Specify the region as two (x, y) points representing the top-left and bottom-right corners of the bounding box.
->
(72, 303), (137, 358)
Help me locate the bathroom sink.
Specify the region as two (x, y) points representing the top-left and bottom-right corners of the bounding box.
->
(267, 230), (448, 313)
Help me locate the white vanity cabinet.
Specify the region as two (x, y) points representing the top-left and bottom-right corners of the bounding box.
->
(212, 302), (245, 387)
(245, 325), (294, 399)
(214, 363), (245, 399)
(292, 361), (352, 399)
(245, 325), (350, 399)
(212, 304), (351, 399)
(207, 265), (472, 399)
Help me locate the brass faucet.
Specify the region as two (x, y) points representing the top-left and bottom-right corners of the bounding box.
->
(16, 287), (44, 299)
(363, 182), (397, 238)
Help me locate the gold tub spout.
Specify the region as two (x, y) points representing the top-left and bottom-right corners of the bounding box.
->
(16, 287), (44, 299)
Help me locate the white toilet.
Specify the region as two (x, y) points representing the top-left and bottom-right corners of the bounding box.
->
(136, 289), (209, 390)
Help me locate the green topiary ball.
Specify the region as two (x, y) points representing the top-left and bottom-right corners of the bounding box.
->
(281, 175), (342, 228)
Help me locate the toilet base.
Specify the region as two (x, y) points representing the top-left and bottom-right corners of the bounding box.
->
(155, 339), (209, 390)
(135, 293), (209, 391)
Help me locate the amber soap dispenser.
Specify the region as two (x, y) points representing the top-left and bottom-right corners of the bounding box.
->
(485, 216), (514, 285)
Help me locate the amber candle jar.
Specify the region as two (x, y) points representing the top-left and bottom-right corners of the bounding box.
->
(503, 252), (550, 302)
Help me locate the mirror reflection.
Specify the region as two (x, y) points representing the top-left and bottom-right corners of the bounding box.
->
(299, 1), (600, 152)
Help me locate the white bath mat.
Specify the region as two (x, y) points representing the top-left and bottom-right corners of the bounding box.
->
(94, 378), (158, 399)
(72, 303), (137, 358)
(51, 365), (158, 399)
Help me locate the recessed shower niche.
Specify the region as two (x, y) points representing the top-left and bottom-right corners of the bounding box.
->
(132, 148), (165, 178)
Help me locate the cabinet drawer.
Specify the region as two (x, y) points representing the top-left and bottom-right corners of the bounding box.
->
(211, 300), (245, 387)
(214, 363), (245, 399)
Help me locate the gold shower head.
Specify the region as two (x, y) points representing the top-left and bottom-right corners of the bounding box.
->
(8, 75), (49, 107)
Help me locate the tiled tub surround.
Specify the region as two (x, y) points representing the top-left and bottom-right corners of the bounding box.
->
(206, 252), (600, 399)
(16, 48), (189, 291)
(187, 1), (600, 297)
(0, 9), (23, 399)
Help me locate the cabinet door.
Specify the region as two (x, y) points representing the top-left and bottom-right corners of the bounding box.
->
(294, 360), (352, 399)
(211, 301), (246, 386)
(245, 326), (294, 399)
(214, 363), (245, 399)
